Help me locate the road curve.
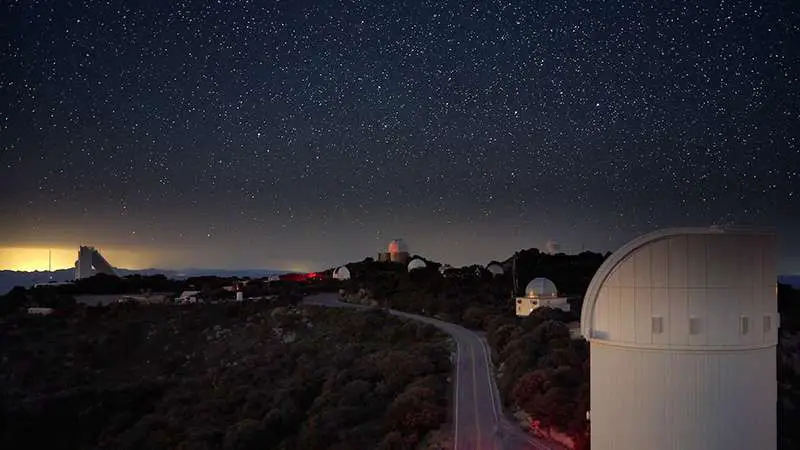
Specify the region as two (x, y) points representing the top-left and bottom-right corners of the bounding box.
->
(303, 293), (562, 450)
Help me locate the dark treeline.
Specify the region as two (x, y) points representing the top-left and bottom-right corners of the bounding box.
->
(0, 273), (324, 314)
(778, 283), (800, 449)
(0, 300), (452, 450)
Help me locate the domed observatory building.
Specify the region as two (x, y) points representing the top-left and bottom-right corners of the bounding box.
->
(407, 258), (427, 272)
(332, 266), (351, 281)
(582, 227), (777, 450)
(486, 262), (504, 277)
(515, 277), (571, 316)
(545, 239), (562, 255)
(378, 239), (411, 264)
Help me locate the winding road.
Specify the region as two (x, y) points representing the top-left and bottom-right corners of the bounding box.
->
(303, 293), (562, 450)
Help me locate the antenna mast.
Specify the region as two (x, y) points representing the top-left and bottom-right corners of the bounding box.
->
(48, 249), (53, 281)
(512, 254), (519, 297)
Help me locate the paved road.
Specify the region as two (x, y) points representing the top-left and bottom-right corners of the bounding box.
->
(303, 293), (562, 450)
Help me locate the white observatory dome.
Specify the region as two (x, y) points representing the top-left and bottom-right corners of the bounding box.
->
(486, 263), (504, 276)
(388, 239), (409, 254)
(545, 239), (561, 254)
(332, 266), (351, 280)
(582, 227), (777, 450)
(525, 277), (558, 298)
(407, 258), (427, 271)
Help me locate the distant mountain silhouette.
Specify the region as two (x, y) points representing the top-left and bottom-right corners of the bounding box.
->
(0, 267), (288, 295)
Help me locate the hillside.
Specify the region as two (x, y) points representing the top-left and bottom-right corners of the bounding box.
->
(0, 268), (288, 295)
(0, 301), (452, 450)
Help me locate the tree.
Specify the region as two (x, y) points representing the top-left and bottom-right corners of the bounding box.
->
(512, 369), (549, 411)
(223, 419), (265, 450)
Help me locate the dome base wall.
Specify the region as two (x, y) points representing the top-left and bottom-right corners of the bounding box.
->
(590, 342), (776, 450)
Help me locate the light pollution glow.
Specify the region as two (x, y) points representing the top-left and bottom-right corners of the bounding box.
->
(0, 247), (156, 271)
(0, 246), (314, 273)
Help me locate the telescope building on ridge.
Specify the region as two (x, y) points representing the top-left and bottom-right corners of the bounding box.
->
(75, 246), (117, 280)
(378, 239), (410, 264)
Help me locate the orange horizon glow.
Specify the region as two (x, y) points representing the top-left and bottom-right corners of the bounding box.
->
(0, 246), (308, 272)
(0, 246), (156, 271)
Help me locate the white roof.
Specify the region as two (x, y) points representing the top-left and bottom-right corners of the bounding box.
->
(333, 265), (351, 280)
(486, 263), (504, 276)
(525, 277), (558, 298)
(545, 239), (561, 254)
(179, 290), (201, 298)
(408, 258), (427, 271)
(580, 226), (773, 341)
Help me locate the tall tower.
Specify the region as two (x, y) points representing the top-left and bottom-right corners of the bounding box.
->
(582, 227), (777, 450)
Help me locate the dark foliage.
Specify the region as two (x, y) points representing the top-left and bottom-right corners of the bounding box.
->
(778, 283), (800, 450)
(0, 301), (451, 449)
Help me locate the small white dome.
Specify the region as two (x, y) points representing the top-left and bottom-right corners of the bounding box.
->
(486, 263), (504, 276)
(408, 258), (427, 271)
(525, 277), (558, 298)
(545, 240), (561, 254)
(332, 266), (351, 280)
(388, 239), (409, 254)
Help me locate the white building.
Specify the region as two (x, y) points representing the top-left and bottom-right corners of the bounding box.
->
(486, 263), (504, 276)
(378, 239), (411, 264)
(176, 290), (201, 304)
(582, 227), (777, 450)
(545, 239), (561, 254)
(27, 307), (55, 315)
(515, 277), (570, 316)
(332, 266), (351, 280)
(74, 246), (117, 280)
(408, 258), (427, 271)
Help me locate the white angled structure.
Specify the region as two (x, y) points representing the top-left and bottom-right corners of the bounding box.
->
(515, 277), (571, 315)
(74, 246), (117, 280)
(332, 266), (351, 280)
(582, 227), (777, 450)
(407, 258), (427, 271)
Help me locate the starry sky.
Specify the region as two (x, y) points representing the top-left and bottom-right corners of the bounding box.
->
(1, 0), (799, 273)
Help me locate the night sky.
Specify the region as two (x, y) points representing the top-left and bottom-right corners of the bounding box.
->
(1, 0), (799, 272)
